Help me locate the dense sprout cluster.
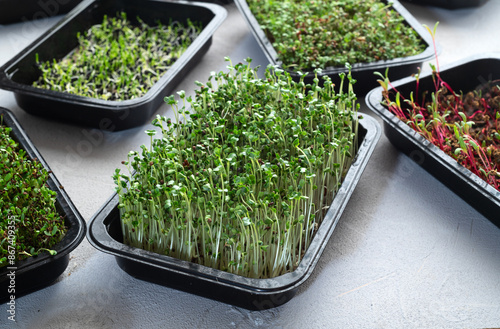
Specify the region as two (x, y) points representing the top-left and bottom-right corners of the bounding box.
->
(34, 12), (202, 101)
(0, 120), (66, 267)
(247, 0), (426, 71)
(114, 58), (359, 278)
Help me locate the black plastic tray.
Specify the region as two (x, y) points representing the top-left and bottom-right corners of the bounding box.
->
(0, 0), (82, 24)
(234, 0), (436, 95)
(190, 0), (231, 4)
(0, 107), (86, 302)
(0, 0), (227, 131)
(87, 115), (381, 310)
(401, 0), (487, 9)
(366, 54), (500, 227)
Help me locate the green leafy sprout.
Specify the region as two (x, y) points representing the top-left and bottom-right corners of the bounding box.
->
(113, 58), (360, 279)
(247, 0), (426, 71)
(33, 12), (202, 101)
(0, 117), (66, 267)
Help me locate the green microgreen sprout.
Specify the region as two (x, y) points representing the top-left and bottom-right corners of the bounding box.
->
(246, 0), (426, 71)
(113, 57), (360, 279)
(0, 116), (67, 267)
(33, 12), (202, 101)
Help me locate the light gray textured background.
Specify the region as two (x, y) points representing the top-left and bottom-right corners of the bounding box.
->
(1, 1), (499, 328)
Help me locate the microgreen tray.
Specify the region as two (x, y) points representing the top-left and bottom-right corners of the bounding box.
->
(401, 0), (487, 9)
(234, 0), (435, 95)
(0, 0), (227, 131)
(0, 0), (81, 24)
(365, 54), (500, 227)
(0, 107), (86, 302)
(87, 114), (381, 310)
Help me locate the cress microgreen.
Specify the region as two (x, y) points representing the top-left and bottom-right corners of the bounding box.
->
(113, 58), (360, 279)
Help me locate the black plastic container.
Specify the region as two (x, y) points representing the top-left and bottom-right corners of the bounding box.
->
(366, 54), (500, 227)
(0, 0), (227, 131)
(87, 115), (381, 310)
(234, 0), (435, 95)
(0, 0), (82, 24)
(0, 107), (86, 302)
(190, 0), (231, 4)
(401, 0), (487, 9)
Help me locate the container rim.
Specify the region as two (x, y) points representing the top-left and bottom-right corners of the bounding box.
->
(400, 0), (488, 9)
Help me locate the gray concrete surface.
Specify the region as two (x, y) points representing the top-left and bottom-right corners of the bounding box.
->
(1, 1), (499, 328)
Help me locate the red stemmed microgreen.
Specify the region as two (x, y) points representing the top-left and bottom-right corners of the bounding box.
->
(376, 23), (500, 191)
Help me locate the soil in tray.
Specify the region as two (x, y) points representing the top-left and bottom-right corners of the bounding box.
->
(384, 79), (500, 191)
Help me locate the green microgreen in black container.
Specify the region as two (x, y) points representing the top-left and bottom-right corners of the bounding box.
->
(33, 12), (202, 101)
(246, 0), (426, 71)
(0, 118), (67, 267)
(113, 57), (359, 279)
